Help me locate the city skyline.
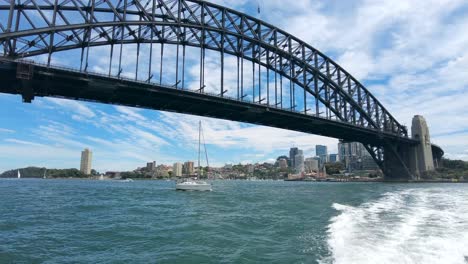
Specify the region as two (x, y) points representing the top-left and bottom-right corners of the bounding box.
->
(80, 145), (341, 174)
(0, 0), (467, 173)
(0, 95), (340, 172)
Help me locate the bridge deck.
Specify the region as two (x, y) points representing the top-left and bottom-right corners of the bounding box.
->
(0, 59), (418, 147)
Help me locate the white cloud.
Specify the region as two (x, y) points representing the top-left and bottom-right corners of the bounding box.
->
(4, 139), (47, 147)
(158, 111), (338, 157)
(0, 128), (14, 133)
(115, 106), (147, 121)
(44, 98), (96, 118)
(337, 51), (375, 80)
(0, 141), (80, 172)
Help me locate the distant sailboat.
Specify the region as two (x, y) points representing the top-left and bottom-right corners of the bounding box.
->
(17, 170), (21, 179)
(43, 169), (47, 179)
(176, 121), (212, 191)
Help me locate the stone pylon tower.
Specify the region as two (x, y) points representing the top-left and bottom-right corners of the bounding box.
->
(410, 115), (434, 177)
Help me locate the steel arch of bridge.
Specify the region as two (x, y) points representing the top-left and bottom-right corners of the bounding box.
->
(0, 0), (408, 138)
(1, 0), (443, 178)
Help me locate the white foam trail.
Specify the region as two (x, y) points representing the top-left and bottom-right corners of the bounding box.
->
(323, 187), (468, 264)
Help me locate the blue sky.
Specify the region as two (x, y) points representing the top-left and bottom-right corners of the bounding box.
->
(1, 0), (468, 172)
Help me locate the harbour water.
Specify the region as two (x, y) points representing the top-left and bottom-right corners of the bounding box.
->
(1, 179), (467, 263)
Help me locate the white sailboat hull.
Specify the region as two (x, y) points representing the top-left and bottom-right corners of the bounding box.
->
(176, 181), (212, 191)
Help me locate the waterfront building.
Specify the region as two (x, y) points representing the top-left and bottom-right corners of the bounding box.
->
(247, 164), (255, 174)
(289, 147), (299, 168)
(294, 150), (304, 174)
(278, 158), (288, 169)
(155, 165), (170, 177)
(316, 145), (328, 165)
(329, 154), (338, 163)
(146, 161), (156, 171)
(184, 161), (194, 175)
(304, 158), (319, 173)
(80, 148), (93, 175)
(173, 162), (183, 177)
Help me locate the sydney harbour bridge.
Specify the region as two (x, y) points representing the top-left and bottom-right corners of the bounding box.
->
(0, 0), (443, 180)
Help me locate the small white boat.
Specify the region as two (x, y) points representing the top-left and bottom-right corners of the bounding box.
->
(176, 180), (212, 191)
(175, 121), (212, 192)
(119, 178), (133, 182)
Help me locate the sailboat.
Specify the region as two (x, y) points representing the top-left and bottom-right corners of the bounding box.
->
(17, 170), (21, 179)
(176, 121), (212, 192)
(43, 169), (47, 179)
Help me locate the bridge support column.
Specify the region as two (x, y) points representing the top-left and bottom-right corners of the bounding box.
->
(409, 115), (435, 178)
(19, 79), (35, 103)
(383, 143), (414, 180)
(16, 62), (35, 103)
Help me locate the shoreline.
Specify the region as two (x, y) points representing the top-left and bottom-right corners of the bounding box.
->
(2, 177), (467, 183)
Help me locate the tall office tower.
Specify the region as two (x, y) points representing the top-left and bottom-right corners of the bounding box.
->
(294, 150), (304, 174)
(80, 148), (93, 175)
(338, 140), (378, 171)
(338, 141), (346, 163)
(289, 147), (299, 168)
(173, 162), (183, 177)
(316, 145), (328, 167)
(146, 161), (156, 171)
(184, 161), (194, 175)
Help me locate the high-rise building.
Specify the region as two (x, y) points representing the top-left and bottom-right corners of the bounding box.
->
(173, 162), (183, 177)
(338, 141), (346, 162)
(184, 161), (194, 175)
(304, 158), (319, 172)
(80, 148), (93, 175)
(289, 147), (299, 168)
(146, 161), (156, 171)
(278, 158), (288, 169)
(316, 145), (328, 166)
(294, 150), (304, 174)
(338, 140), (378, 171)
(329, 154), (338, 163)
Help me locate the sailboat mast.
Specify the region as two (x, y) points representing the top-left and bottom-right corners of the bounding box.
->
(198, 121), (201, 178)
(201, 124), (210, 177)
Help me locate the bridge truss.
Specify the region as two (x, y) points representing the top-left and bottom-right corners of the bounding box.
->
(0, 0), (443, 178)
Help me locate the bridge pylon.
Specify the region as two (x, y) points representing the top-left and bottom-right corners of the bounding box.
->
(382, 115), (435, 180)
(409, 115), (435, 178)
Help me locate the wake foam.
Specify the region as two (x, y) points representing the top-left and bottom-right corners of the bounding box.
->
(322, 188), (468, 264)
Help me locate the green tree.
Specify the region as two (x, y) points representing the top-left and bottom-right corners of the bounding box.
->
(325, 162), (345, 175)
